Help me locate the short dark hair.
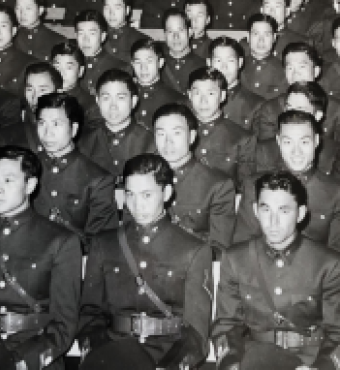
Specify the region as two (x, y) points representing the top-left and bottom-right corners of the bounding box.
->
(24, 62), (63, 90)
(208, 36), (244, 60)
(36, 92), (84, 128)
(96, 68), (137, 96)
(153, 103), (198, 131)
(0, 4), (18, 27)
(188, 66), (227, 90)
(332, 16), (340, 37)
(261, 0), (291, 7)
(74, 9), (107, 33)
(282, 42), (322, 68)
(51, 41), (85, 67)
(123, 153), (173, 188)
(0, 145), (41, 180)
(286, 81), (327, 114)
(184, 0), (212, 17)
(162, 8), (190, 30)
(130, 38), (164, 59)
(247, 13), (278, 34)
(102, 0), (132, 7)
(278, 109), (319, 134)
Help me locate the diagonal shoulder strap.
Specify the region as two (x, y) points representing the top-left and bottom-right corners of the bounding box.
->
(117, 227), (173, 318)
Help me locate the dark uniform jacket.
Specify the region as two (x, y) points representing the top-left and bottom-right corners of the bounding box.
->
(65, 84), (96, 112)
(233, 168), (340, 250)
(211, 235), (340, 369)
(0, 45), (38, 96)
(190, 34), (211, 59)
(240, 54), (288, 100)
(63, 0), (102, 25)
(104, 24), (149, 63)
(320, 60), (340, 100)
(194, 114), (256, 190)
(286, 5), (317, 36)
(161, 50), (206, 95)
(78, 215), (212, 368)
(33, 149), (118, 246)
(135, 79), (184, 129)
(80, 48), (131, 96)
(223, 82), (264, 131)
(78, 119), (155, 176)
(0, 88), (22, 128)
(14, 23), (65, 62)
(169, 156), (236, 253)
(0, 208), (81, 370)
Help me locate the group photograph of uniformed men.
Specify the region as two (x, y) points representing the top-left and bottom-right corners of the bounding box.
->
(0, 0), (340, 369)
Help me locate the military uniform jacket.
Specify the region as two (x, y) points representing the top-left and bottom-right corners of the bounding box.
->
(286, 6), (316, 36)
(0, 45), (38, 96)
(78, 119), (155, 177)
(78, 215), (212, 367)
(190, 34), (211, 59)
(223, 82), (264, 131)
(0, 88), (22, 128)
(14, 23), (65, 62)
(169, 157), (236, 252)
(66, 84), (96, 112)
(0, 208), (81, 370)
(240, 54), (288, 100)
(161, 50), (206, 95)
(320, 60), (340, 100)
(104, 24), (150, 63)
(233, 168), (340, 250)
(63, 0), (102, 25)
(211, 235), (340, 369)
(135, 79), (184, 129)
(194, 114), (256, 190)
(33, 149), (118, 241)
(80, 48), (131, 96)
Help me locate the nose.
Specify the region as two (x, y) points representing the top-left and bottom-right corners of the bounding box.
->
(292, 143), (303, 156)
(270, 212), (280, 228)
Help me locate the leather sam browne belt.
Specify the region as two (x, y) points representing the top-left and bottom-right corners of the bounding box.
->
(0, 312), (51, 333)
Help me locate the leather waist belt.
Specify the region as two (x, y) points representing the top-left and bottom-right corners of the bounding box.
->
(112, 313), (182, 339)
(0, 312), (51, 333)
(251, 329), (323, 349)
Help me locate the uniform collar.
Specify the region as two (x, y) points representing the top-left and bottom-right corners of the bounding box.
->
(228, 82), (241, 98)
(0, 44), (15, 57)
(197, 112), (223, 127)
(173, 155), (196, 181)
(250, 53), (273, 65)
(0, 207), (34, 234)
(38, 147), (78, 171)
(103, 118), (135, 138)
(137, 79), (162, 93)
(191, 33), (209, 45)
(85, 48), (105, 63)
(280, 163), (316, 184)
(18, 22), (43, 34)
(108, 23), (128, 37)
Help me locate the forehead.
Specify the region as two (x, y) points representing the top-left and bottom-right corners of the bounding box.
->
(165, 15), (187, 30)
(16, 0), (38, 6)
(99, 80), (130, 95)
(133, 48), (158, 60)
(251, 21), (274, 33)
(104, 0), (125, 5)
(185, 3), (208, 14)
(27, 72), (54, 86)
(0, 158), (23, 176)
(155, 113), (189, 130)
(77, 21), (101, 32)
(191, 78), (221, 90)
(126, 172), (160, 191)
(285, 51), (313, 65)
(258, 188), (297, 207)
(38, 106), (69, 121)
(280, 122), (314, 136)
(263, 0), (286, 6)
(0, 11), (12, 24)
(53, 54), (79, 65)
(213, 45), (238, 59)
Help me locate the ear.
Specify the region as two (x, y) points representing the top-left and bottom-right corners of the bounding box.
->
(285, 7), (291, 18)
(188, 27), (194, 38)
(95, 95), (99, 105)
(276, 133), (281, 147)
(260, 6), (264, 13)
(221, 89), (227, 103)
(238, 57), (244, 69)
(101, 32), (107, 43)
(332, 39), (336, 49)
(297, 204), (307, 223)
(78, 66), (85, 78)
(315, 110), (323, 122)
(38, 6), (45, 17)
(206, 58), (211, 67)
(190, 129), (197, 145)
(314, 133), (320, 148)
(163, 184), (173, 202)
(126, 5), (131, 16)
(26, 177), (38, 196)
(188, 89), (193, 101)
(206, 15), (211, 26)
(314, 66), (321, 79)
(253, 202), (259, 219)
(12, 26), (17, 37)
(71, 123), (79, 138)
(158, 57), (165, 69)
(132, 95), (138, 109)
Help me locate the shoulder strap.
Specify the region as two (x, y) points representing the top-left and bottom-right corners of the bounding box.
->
(117, 227), (173, 318)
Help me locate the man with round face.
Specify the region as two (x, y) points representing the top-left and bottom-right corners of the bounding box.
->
(0, 145), (81, 370)
(154, 103), (236, 255)
(213, 170), (340, 370)
(78, 153), (212, 370)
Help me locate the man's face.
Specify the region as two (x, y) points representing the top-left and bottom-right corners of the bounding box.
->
(52, 54), (82, 90)
(210, 46), (240, 87)
(255, 188), (303, 250)
(25, 72), (56, 111)
(0, 11), (16, 50)
(332, 28), (340, 57)
(76, 21), (105, 57)
(185, 4), (209, 38)
(262, 0), (287, 26)
(125, 172), (166, 226)
(277, 122), (318, 173)
(0, 158), (35, 217)
(164, 15), (190, 55)
(132, 48), (161, 86)
(189, 79), (225, 121)
(249, 21), (275, 59)
(103, 0), (128, 29)
(37, 107), (77, 155)
(15, 0), (41, 28)
(285, 92), (315, 115)
(155, 113), (195, 166)
(285, 51), (316, 85)
(97, 81), (136, 127)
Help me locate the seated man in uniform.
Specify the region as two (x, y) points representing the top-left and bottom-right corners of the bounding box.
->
(161, 8), (205, 95)
(78, 69), (154, 177)
(13, 0), (65, 61)
(184, 0), (211, 59)
(0, 145), (81, 370)
(233, 110), (340, 251)
(240, 13), (288, 100)
(131, 38), (183, 130)
(188, 66), (256, 190)
(207, 36), (264, 131)
(34, 92), (118, 253)
(78, 153), (212, 370)
(153, 103), (236, 256)
(213, 170), (340, 370)
(102, 0), (149, 63)
(74, 9), (130, 96)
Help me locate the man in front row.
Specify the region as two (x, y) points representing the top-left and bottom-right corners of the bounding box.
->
(78, 153), (212, 370)
(212, 171), (340, 370)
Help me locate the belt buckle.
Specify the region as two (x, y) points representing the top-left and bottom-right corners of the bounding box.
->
(132, 312), (151, 344)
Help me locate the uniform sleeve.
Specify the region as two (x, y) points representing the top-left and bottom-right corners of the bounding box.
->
(13, 233), (82, 369)
(236, 134), (256, 191)
(328, 189), (340, 251)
